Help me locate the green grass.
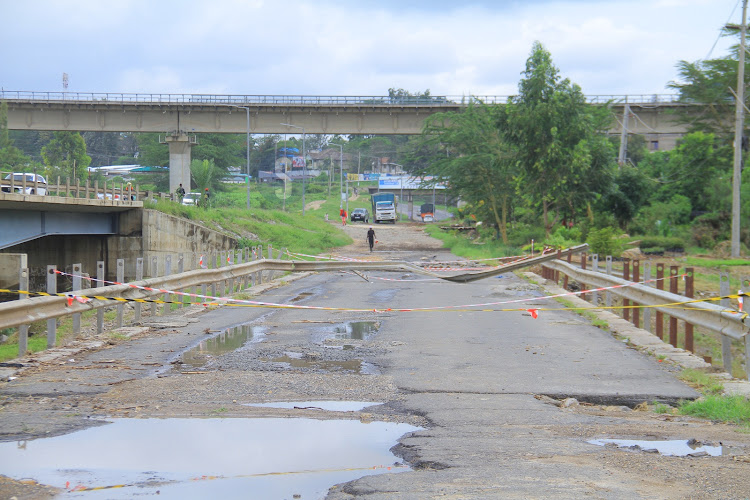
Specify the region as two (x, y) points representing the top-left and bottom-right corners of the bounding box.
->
(678, 368), (725, 395)
(424, 225), (522, 259)
(679, 395), (750, 427)
(685, 257), (750, 268)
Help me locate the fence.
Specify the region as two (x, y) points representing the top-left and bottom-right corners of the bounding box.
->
(541, 253), (750, 379)
(1, 244), (288, 357)
(0, 171), (178, 204)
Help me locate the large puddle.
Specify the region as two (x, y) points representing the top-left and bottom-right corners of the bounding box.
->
(589, 438), (723, 457)
(245, 401), (382, 412)
(0, 417), (419, 499)
(332, 321), (379, 340)
(266, 353), (380, 375)
(180, 324), (266, 368)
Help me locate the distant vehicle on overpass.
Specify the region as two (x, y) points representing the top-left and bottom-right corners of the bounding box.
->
(1, 173), (47, 195)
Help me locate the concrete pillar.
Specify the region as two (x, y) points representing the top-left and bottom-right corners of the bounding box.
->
(164, 132), (193, 194)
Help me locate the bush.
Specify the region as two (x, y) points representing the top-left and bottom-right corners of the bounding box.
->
(587, 227), (622, 257)
(691, 212), (730, 249)
(637, 236), (686, 252)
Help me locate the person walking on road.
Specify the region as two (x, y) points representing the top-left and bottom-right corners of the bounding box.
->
(366, 227), (376, 252)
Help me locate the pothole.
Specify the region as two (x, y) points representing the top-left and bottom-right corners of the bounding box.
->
(0, 417), (420, 498)
(589, 438), (723, 457)
(243, 401), (382, 412)
(178, 324), (266, 369)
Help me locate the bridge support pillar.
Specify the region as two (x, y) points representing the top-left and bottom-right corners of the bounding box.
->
(164, 132), (194, 195)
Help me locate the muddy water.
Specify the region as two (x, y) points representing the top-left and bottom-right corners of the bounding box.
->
(0, 417), (420, 499)
(180, 324), (266, 368)
(589, 438), (723, 457)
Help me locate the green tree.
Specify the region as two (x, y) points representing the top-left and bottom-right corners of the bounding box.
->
(505, 41), (616, 236)
(41, 131), (91, 179)
(417, 101), (517, 242)
(0, 101), (32, 170)
(190, 158), (222, 192)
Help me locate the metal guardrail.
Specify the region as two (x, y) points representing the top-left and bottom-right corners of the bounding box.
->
(0, 90), (684, 106)
(543, 260), (747, 341)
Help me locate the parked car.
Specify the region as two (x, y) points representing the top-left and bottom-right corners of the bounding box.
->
(350, 208), (369, 223)
(182, 192), (202, 206)
(1, 173), (47, 195)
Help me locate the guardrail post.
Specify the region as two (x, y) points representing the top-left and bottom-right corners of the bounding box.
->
(66, 177), (71, 198)
(163, 255), (172, 315)
(200, 255), (207, 302)
(178, 254), (185, 307)
(580, 253), (587, 301)
(591, 254), (599, 305)
(554, 250), (561, 283)
(719, 273), (733, 373)
(18, 268), (29, 356)
(227, 251), (235, 294)
(94, 180), (99, 200)
(632, 260), (640, 328)
(684, 267), (694, 352)
(251, 248), (257, 287)
(135, 258), (144, 321)
(656, 263), (665, 340)
(669, 266), (679, 348)
(209, 252), (217, 298)
(75, 178), (81, 198)
(46, 266), (57, 347)
(256, 247), (263, 285)
(643, 262), (652, 333)
(72, 263), (82, 334)
(85, 179), (90, 199)
(563, 252), (571, 290)
(96, 261), (105, 333)
(605, 256), (613, 308)
(150, 256), (158, 316)
(116, 259), (125, 327)
(622, 259), (630, 321)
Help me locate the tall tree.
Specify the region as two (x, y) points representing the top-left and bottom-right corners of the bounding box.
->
(416, 101), (517, 242)
(41, 131), (91, 179)
(0, 101), (32, 170)
(505, 41), (616, 236)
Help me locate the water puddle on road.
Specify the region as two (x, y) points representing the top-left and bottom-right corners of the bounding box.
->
(0, 417), (419, 499)
(244, 401), (382, 412)
(180, 324), (266, 368)
(332, 321), (380, 340)
(267, 354), (380, 375)
(589, 438), (723, 457)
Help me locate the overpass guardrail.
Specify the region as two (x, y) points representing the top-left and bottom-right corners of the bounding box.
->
(0, 90), (683, 106)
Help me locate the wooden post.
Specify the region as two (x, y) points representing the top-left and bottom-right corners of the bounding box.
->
(685, 267), (694, 352)
(623, 259), (630, 321)
(656, 263), (665, 340)
(669, 266), (679, 348)
(643, 262), (652, 333)
(632, 260), (640, 328)
(563, 252), (571, 290)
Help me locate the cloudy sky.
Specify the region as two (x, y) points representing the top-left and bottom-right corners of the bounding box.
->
(0, 0), (741, 98)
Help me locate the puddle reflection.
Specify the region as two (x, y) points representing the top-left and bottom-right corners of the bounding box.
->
(244, 401), (382, 412)
(333, 321), (380, 340)
(268, 355), (379, 375)
(181, 325), (266, 368)
(0, 417), (419, 499)
(589, 438), (722, 457)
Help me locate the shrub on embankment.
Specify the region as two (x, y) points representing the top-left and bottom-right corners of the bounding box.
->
(146, 199), (352, 255)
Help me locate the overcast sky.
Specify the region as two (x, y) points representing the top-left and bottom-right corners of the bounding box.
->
(0, 0), (742, 98)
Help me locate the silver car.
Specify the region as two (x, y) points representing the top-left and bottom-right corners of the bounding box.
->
(1, 173), (47, 195)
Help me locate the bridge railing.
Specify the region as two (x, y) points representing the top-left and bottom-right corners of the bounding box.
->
(0, 90), (683, 106)
(540, 255), (749, 378)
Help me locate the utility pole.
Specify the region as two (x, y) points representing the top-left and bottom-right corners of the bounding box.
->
(618, 98), (629, 168)
(730, 0), (747, 258)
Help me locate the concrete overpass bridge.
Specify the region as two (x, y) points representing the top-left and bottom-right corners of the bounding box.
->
(2, 91), (692, 192)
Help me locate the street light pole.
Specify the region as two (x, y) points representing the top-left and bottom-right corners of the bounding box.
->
(280, 123), (306, 215)
(329, 143), (343, 208)
(235, 106), (251, 210)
